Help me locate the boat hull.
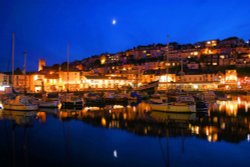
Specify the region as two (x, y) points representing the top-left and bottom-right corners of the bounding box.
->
(61, 101), (83, 108)
(39, 100), (60, 108)
(3, 104), (38, 111)
(150, 103), (196, 112)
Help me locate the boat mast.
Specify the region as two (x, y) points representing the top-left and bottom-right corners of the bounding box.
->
(66, 44), (70, 92)
(166, 35), (170, 90)
(165, 35), (170, 112)
(11, 32), (15, 86)
(24, 49), (27, 94)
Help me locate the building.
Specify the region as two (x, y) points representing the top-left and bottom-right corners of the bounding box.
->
(38, 59), (46, 71)
(81, 75), (130, 90)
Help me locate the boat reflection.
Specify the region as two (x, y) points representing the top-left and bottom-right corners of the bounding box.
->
(0, 110), (35, 127)
(0, 110), (36, 167)
(33, 96), (250, 143)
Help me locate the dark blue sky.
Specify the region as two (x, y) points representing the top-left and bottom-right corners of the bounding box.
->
(1, 0), (250, 71)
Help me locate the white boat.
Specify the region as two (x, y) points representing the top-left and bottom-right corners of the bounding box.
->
(3, 95), (38, 111)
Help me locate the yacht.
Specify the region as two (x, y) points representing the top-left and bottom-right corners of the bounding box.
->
(3, 95), (38, 111)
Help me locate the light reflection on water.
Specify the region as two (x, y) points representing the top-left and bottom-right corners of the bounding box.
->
(0, 95), (250, 167)
(8, 95), (249, 143)
(209, 95), (250, 115)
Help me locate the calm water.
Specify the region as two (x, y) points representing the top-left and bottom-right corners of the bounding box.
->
(0, 95), (250, 167)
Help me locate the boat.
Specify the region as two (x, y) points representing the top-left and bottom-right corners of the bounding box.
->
(3, 95), (38, 111)
(149, 90), (196, 112)
(103, 92), (128, 104)
(149, 39), (196, 113)
(150, 101), (196, 113)
(217, 95), (232, 101)
(149, 93), (167, 104)
(2, 35), (38, 111)
(38, 93), (61, 108)
(59, 45), (84, 108)
(135, 80), (159, 91)
(39, 100), (61, 108)
(84, 92), (102, 101)
(198, 91), (216, 101)
(60, 93), (84, 108)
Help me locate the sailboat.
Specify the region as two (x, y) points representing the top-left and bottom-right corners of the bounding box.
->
(60, 44), (84, 109)
(3, 33), (38, 111)
(38, 93), (61, 108)
(149, 38), (196, 113)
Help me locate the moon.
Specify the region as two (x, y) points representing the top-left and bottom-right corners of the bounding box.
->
(112, 19), (117, 25)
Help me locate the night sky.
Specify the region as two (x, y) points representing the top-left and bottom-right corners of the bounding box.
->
(1, 0), (250, 71)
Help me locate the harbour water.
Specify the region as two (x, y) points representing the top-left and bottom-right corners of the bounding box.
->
(0, 95), (250, 167)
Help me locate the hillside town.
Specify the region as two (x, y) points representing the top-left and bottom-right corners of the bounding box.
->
(0, 36), (250, 93)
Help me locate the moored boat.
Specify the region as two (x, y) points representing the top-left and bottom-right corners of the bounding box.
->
(38, 93), (61, 108)
(149, 93), (196, 112)
(61, 93), (84, 108)
(39, 100), (61, 108)
(198, 91), (216, 101)
(150, 102), (196, 112)
(3, 95), (38, 111)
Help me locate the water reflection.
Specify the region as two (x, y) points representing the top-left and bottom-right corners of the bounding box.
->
(0, 95), (250, 144)
(50, 95), (250, 143)
(210, 95), (250, 116)
(0, 96), (249, 167)
(0, 110), (35, 167)
(0, 110), (35, 127)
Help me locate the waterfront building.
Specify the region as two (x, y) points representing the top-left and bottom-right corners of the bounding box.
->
(157, 72), (223, 91)
(0, 73), (10, 93)
(30, 73), (45, 92)
(0, 73), (9, 86)
(12, 70), (31, 93)
(81, 75), (130, 90)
